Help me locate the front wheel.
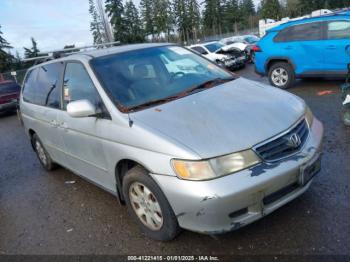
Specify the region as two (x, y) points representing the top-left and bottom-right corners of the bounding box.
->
(268, 62), (295, 89)
(123, 166), (180, 241)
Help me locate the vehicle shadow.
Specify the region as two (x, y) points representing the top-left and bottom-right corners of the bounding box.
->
(0, 110), (17, 119)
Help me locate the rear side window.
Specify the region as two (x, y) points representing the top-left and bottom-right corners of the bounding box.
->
(36, 63), (64, 108)
(22, 69), (39, 104)
(327, 21), (350, 39)
(63, 62), (102, 110)
(22, 62), (63, 108)
(0, 81), (20, 94)
(274, 22), (323, 42)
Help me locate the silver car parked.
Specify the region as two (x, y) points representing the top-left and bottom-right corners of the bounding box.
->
(20, 43), (324, 241)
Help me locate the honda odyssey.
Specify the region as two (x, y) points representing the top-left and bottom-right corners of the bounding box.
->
(20, 43), (324, 241)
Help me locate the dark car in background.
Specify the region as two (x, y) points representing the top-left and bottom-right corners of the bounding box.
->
(0, 81), (21, 113)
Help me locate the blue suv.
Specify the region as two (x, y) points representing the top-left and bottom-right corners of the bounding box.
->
(255, 12), (350, 89)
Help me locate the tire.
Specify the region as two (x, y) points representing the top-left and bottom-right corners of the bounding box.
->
(123, 165), (180, 241)
(250, 52), (255, 64)
(32, 134), (56, 171)
(268, 62), (295, 89)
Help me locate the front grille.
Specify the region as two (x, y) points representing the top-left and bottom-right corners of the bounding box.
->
(255, 119), (309, 162)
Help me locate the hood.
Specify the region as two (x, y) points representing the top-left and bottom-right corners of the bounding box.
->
(131, 78), (305, 159)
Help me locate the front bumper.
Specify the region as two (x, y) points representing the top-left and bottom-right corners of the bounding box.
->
(224, 56), (246, 70)
(151, 117), (324, 234)
(0, 100), (18, 111)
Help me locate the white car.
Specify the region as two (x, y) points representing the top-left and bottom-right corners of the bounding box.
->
(220, 35), (261, 63)
(188, 41), (246, 70)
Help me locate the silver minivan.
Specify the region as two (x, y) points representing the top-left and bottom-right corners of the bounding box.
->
(20, 43), (324, 241)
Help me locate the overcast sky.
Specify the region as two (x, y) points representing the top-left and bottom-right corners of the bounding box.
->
(0, 0), (262, 56)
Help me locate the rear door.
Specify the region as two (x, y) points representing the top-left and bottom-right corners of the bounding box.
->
(275, 21), (325, 74)
(323, 20), (350, 74)
(21, 62), (67, 164)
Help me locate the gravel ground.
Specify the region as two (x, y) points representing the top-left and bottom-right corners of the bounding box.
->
(0, 64), (349, 255)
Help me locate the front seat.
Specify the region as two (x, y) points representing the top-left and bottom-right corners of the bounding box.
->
(130, 64), (161, 100)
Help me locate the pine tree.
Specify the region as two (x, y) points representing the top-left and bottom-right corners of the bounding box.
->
(89, 0), (106, 44)
(241, 0), (255, 16)
(173, 0), (187, 42)
(0, 25), (12, 73)
(223, 0), (240, 33)
(140, 0), (155, 38)
(186, 0), (201, 41)
(285, 0), (301, 17)
(105, 0), (126, 43)
(23, 37), (40, 59)
(260, 0), (282, 20)
(124, 0), (144, 43)
(172, 0), (200, 43)
(153, 0), (173, 40)
(13, 51), (23, 71)
(202, 0), (224, 35)
(239, 0), (256, 30)
(298, 0), (320, 13)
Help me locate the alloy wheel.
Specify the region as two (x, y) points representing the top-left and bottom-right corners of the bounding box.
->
(129, 182), (164, 231)
(271, 68), (289, 87)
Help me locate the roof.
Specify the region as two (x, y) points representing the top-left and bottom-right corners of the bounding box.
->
(75, 42), (171, 58)
(27, 43), (172, 70)
(268, 11), (350, 32)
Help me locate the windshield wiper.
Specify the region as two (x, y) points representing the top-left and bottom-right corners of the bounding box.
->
(128, 95), (181, 112)
(184, 77), (235, 95)
(127, 77), (235, 112)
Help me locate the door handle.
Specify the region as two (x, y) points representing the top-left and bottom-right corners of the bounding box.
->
(284, 46), (293, 50)
(326, 45), (336, 50)
(50, 120), (59, 128)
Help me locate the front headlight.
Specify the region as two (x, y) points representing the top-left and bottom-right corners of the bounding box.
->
(171, 150), (261, 181)
(305, 106), (314, 126)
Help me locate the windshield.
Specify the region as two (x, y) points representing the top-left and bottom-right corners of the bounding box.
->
(90, 46), (234, 111)
(204, 42), (224, 53)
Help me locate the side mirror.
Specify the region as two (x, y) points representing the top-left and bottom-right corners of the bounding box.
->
(67, 99), (96, 118)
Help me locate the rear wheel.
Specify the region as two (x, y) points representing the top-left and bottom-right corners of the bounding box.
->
(32, 134), (56, 171)
(268, 62), (295, 89)
(123, 166), (180, 241)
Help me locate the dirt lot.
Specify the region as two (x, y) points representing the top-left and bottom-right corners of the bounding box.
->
(1, 64), (349, 255)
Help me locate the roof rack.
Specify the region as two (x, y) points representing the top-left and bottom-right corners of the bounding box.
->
(22, 41), (121, 64)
